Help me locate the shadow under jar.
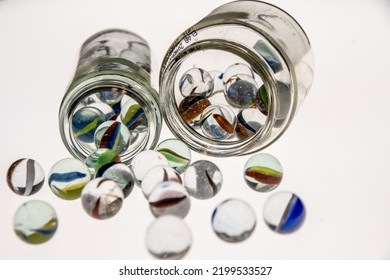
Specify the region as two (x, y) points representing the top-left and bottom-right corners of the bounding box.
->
(160, 0), (314, 157)
(60, 29), (162, 164)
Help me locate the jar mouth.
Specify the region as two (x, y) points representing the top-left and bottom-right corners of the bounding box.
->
(59, 74), (162, 164)
(160, 25), (297, 156)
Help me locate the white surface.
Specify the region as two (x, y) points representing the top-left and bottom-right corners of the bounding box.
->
(0, 0), (390, 259)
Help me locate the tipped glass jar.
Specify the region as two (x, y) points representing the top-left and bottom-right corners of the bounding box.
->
(160, 1), (314, 156)
(60, 29), (162, 164)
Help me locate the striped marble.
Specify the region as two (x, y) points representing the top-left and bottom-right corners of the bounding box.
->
(81, 178), (124, 220)
(13, 200), (58, 244)
(7, 158), (45, 196)
(48, 158), (91, 200)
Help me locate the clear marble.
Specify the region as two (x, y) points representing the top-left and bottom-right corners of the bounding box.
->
(94, 121), (131, 155)
(200, 104), (236, 140)
(211, 199), (256, 243)
(243, 153), (283, 192)
(71, 106), (106, 143)
(263, 192), (305, 234)
(13, 200), (58, 244)
(100, 163), (135, 198)
(48, 158), (91, 200)
(7, 158), (45, 196)
(81, 178), (124, 220)
(130, 150), (169, 185)
(148, 181), (190, 218)
(183, 160), (223, 199)
(145, 215), (192, 260)
(224, 74), (258, 108)
(141, 166), (182, 199)
(179, 68), (214, 97)
(156, 138), (191, 174)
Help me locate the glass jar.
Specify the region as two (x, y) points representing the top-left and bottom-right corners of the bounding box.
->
(160, 0), (314, 156)
(59, 29), (162, 164)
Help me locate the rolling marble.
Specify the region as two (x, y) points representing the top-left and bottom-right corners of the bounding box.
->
(7, 158), (45, 196)
(183, 160), (223, 200)
(156, 138), (191, 174)
(141, 166), (182, 199)
(130, 150), (169, 185)
(81, 178), (124, 220)
(243, 153), (283, 192)
(211, 199), (256, 243)
(48, 158), (91, 200)
(13, 200), (58, 244)
(148, 181), (190, 218)
(263, 192), (305, 234)
(145, 215), (192, 260)
(100, 163), (135, 198)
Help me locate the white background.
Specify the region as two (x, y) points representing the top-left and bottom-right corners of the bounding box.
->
(0, 0), (390, 260)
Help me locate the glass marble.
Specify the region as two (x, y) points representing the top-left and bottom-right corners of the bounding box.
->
(145, 215), (192, 260)
(179, 67), (214, 98)
(88, 102), (115, 120)
(178, 95), (211, 125)
(156, 138), (191, 174)
(224, 74), (258, 108)
(85, 148), (121, 177)
(96, 87), (124, 105)
(200, 104), (236, 140)
(94, 121), (131, 155)
(141, 166), (182, 199)
(81, 178), (124, 220)
(183, 160), (223, 200)
(6, 158), (45, 196)
(263, 192), (305, 234)
(243, 153), (283, 192)
(148, 181), (190, 218)
(48, 158), (91, 200)
(235, 108), (265, 139)
(71, 106), (106, 143)
(100, 163), (135, 198)
(257, 85), (269, 116)
(223, 63), (254, 83)
(211, 199), (256, 243)
(130, 150), (169, 185)
(120, 98), (148, 133)
(209, 70), (224, 93)
(13, 200), (58, 244)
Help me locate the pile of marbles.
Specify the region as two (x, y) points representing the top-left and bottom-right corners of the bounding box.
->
(71, 87), (148, 155)
(6, 143), (305, 259)
(177, 63), (269, 141)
